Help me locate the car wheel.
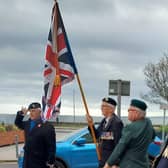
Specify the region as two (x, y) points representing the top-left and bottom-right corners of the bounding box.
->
(54, 160), (66, 168)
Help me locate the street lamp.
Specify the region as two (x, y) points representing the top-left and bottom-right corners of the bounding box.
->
(109, 79), (130, 118)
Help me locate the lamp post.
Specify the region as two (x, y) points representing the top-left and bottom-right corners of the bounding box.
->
(160, 104), (168, 141)
(109, 79), (130, 118)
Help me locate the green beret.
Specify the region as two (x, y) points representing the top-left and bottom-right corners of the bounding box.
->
(130, 99), (147, 111)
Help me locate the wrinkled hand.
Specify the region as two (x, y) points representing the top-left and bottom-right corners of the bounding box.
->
(85, 114), (93, 124)
(103, 163), (119, 168)
(46, 162), (54, 168)
(103, 163), (111, 168)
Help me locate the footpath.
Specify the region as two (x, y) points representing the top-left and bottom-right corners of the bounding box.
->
(0, 144), (23, 162)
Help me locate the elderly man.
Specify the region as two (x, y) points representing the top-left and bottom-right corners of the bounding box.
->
(103, 99), (155, 168)
(86, 97), (123, 168)
(15, 102), (56, 168)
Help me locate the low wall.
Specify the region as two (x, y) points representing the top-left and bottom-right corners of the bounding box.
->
(0, 130), (24, 147)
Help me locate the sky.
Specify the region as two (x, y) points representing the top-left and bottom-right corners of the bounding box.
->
(1, 0), (168, 117)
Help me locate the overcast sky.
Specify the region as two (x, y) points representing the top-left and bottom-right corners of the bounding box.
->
(1, 0), (168, 117)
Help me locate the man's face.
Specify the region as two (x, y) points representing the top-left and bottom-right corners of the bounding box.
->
(101, 102), (114, 117)
(128, 106), (138, 121)
(29, 108), (41, 120)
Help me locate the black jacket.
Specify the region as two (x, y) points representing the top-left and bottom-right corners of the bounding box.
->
(15, 112), (56, 168)
(89, 114), (123, 168)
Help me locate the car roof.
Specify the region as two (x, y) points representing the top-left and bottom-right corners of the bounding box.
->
(58, 127), (88, 142)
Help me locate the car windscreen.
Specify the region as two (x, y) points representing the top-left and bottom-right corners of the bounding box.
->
(56, 127), (87, 141)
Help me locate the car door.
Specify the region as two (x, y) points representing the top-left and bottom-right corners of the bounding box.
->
(70, 132), (98, 168)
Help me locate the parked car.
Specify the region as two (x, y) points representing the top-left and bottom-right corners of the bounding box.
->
(147, 136), (162, 166)
(18, 127), (162, 168)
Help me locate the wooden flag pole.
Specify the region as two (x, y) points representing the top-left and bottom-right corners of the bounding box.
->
(76, 74), (101, 160)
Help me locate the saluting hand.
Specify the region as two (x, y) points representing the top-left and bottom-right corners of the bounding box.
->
(21, 107), (28, 116)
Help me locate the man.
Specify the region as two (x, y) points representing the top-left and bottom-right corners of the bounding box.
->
(152, 136), (168, 168)
(103, 99), (155, 168)
(15, 102), (56, 168)
(86, 97), (123, 168)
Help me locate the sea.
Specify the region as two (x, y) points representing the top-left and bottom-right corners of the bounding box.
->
(0, 114), (168, 126)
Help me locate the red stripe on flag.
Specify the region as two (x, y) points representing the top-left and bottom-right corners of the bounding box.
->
(60, 69), (74, 78)
(46, 45), (57, 68)
(58, 33), (66, 52)
(50, 85), (61, 104)
(44, 68), (52, 76)
(46, 107), (52, 120)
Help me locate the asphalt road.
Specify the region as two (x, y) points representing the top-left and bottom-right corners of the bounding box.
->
(0, 163), (18, 168)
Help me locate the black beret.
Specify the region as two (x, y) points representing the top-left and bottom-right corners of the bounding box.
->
(130, 99), (147, 111)
(102, 97), (117, 106)
(28, 102), (41, 110)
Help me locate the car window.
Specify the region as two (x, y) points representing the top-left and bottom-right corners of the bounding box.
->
(81, 132), (93, 144)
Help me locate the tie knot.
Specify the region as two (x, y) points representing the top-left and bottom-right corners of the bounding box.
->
(103, 119), (107, 128)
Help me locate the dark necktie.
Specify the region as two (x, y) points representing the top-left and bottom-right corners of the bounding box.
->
(103, 120), (107, 129)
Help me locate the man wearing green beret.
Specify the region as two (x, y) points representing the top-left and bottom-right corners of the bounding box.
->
(103, 99), (155, 168)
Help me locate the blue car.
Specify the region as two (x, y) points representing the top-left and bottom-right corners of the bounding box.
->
(55, 127), (98, 168)
(147, 135), (162, 165)
(18, 127), (161, 168)
(55, 127), (162, 168)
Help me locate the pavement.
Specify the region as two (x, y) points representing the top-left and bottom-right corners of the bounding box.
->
(0, 144), (23, 162)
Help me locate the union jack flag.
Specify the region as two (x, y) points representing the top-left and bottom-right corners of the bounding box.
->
(42, 2), (77, 120)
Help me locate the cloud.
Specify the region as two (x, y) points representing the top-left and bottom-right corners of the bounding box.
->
(0, 0), (167, 116)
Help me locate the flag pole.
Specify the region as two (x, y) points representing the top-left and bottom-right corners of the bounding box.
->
(76, 74), (101, 160)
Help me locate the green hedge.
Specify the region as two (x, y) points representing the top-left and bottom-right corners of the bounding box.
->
(0, 123), (18, 132)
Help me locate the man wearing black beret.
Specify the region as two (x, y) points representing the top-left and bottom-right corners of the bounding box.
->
(86, 97), (123, 168)
(15, 102), (56, 168)
(104, 99), (156, 168)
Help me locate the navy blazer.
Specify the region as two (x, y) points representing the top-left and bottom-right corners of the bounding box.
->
(89, 113), (123, 168)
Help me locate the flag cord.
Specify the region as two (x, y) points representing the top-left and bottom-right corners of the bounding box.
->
(76, 74), (101, 161)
